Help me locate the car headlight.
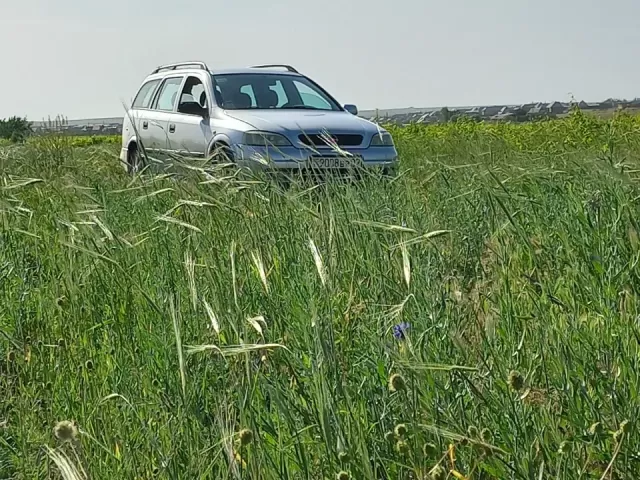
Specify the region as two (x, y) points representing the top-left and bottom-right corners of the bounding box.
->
(242, 131), (291, 147)
(369, 131), (395, 146)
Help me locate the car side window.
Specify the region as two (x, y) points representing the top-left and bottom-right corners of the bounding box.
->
(293, 80), (332, 110)
(153, 77), (184, 112)
(132, 79), (160, 109)
(179, 76), (208, 106)
(194, 83), (207, 108)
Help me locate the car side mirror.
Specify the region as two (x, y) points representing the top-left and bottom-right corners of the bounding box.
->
(344, 104), (358, 115)
(179, 101), (209, 118)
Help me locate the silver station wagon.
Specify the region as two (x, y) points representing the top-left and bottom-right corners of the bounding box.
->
(120, 62), (398, 175)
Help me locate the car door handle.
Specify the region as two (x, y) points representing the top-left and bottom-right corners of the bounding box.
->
(142, 121), (148, 129)
(169, 124), (176, 133)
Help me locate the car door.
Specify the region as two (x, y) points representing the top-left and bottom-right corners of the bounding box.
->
(127, 78), (161, 146)
(142, 75), (184, 160)
(166, 74), (213, 158)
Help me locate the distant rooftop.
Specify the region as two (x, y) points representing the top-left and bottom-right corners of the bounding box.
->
(31, 117), (124, 127)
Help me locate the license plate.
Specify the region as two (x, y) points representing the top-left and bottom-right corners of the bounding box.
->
(308, 156), (361, 169)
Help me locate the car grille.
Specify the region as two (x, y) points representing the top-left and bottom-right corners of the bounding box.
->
(298, 133), (363, 147)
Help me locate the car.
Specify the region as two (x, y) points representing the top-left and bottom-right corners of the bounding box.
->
(120, 62), (398, 176)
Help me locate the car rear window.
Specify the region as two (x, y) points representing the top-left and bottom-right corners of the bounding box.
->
(132, 79), (161, 109)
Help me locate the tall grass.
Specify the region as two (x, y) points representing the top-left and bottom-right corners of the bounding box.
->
(1, 109), (639, 479)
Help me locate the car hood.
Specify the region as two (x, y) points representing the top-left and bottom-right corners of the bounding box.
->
(223, 109), (380, 136)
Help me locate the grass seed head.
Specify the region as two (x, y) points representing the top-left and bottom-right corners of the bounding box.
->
(388, 373), (406, 392)
(508, 370), (525, 391)
(84, 359), (94, 370)
(480, 428), (492, 443)
(384, 430), (396, 442)
(467, 425), (479, 438)
(53, 420), (78, 442)
(337, 471), (350, 480)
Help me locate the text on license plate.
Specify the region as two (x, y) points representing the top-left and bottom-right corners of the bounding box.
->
(309, 157), (360, 169)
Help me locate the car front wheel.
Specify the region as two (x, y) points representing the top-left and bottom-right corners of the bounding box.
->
(209, 143), (234, 165)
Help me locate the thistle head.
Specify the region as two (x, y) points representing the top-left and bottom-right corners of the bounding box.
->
(238, 428), (253, 446)
(613, 429), (623, 443)
(588, 422), (603, 437)
(394, 423), (407, 438)
(53, 420), (78, 442)
(429, 464), (447, 480)
(422, 442), (438, 457)
(388, 373), (406, 392)
(395, 440), (410, 455)
(508, 370), (525, 391)
(618, 419), (631, 434)
(392, 322), (411, 340)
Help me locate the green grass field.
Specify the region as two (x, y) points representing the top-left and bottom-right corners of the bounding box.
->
(1, 109), (640, 479)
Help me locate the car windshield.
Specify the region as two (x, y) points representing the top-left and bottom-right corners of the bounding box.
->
(211, 73), (341, 111)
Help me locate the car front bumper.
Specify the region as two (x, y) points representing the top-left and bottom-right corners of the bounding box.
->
(232, 144), (398, 171)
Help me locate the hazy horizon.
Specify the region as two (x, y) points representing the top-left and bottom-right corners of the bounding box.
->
(3, 0), (640, 120)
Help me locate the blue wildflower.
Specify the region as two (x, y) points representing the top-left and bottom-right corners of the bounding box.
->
(392, 322), (410, 340)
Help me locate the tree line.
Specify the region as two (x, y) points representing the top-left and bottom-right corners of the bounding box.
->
(0, 117), (32, 143)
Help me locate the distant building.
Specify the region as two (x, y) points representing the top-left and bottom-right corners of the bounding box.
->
(481, 106), (502, 116)
(527, 106), (543, 115)
(547, 101), (566, 114)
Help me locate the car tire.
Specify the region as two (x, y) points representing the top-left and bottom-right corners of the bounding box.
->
(209, 143), (234, 165)
(382, 165), (398, 179)
(127, 143), (145, 174)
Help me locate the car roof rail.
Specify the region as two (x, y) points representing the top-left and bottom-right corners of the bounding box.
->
(250, 64), (299, 73)
(152, 61), (210, 74)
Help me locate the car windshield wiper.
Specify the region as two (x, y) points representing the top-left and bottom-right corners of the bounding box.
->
(279, 105), (322, 110)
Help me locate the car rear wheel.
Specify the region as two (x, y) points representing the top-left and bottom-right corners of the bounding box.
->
(382, 164), (398, 178)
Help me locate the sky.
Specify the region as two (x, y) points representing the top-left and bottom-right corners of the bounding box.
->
(2, 0), (640, 120)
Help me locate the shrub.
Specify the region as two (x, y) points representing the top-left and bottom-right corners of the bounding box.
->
(0, 116), (32, 143)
